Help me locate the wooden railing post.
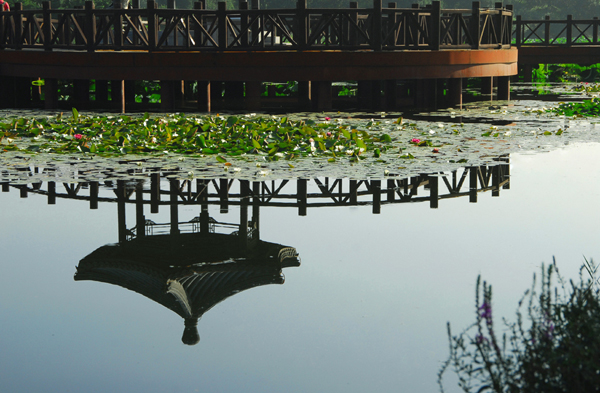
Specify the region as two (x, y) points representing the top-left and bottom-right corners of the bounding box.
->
(147, 0), (157, 50)
(515, 14), (521, 47)
(430, 0), (440, 50)
(15, 2), (23, 50)
(297, 0), (307, 49)
(506, 4), (513, 46)
(239, 0), (248, 47)
(471, 1), (480, 49)
(372, 0), (382, 51)
(544, 15), (550, 46)
(566, 14), (572, 46)
(132, 0), (140, 46)
(594, 17), (598, 44)
(85, 1), (96, 52)
(387, 2), (397, 48)
(218, 1), (227, 50)
(494, 2), (502, 47)
(349, 1), (358, 47)
(42, 1), (52, 51)
(193, 1), (204, 46)
(114, 2), (123, 50)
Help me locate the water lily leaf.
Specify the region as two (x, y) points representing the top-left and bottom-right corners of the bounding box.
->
(72, 108), (79, 123)
(216, 155), (227, 163)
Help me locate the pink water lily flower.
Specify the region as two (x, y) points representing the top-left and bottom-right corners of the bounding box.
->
(410, 138), (421, 144)
(324, 117), (331, 121)
(74, 134), (83, 140)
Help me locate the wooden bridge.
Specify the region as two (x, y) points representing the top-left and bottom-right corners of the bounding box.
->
(0, 0), (516, 112)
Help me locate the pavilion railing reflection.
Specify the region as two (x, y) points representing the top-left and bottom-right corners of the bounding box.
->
(1, 157), (510, 219)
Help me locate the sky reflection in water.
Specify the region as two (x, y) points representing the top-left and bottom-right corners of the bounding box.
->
(1, 143), (600, 393)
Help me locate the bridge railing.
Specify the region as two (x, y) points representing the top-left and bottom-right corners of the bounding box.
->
(0, 0), (513, 52)
(514, 15), (600, 46)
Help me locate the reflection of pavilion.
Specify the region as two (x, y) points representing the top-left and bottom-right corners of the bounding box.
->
(75, 188), (300, 345)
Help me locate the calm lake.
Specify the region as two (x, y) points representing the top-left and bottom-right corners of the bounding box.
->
(2, 89), (600, 392)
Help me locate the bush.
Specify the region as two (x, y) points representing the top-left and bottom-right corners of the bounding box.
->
(438, 257), (600, 393)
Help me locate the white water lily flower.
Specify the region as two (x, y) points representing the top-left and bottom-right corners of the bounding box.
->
(275, 152), (284, 158)
(233, 167), (241, 172)
(384, 169), (390, 175)
(504, 131), (512, 136)
(256, 163), (262, 167)
(187, 171), (194, 177)
(429, 130), (436, 135)
(437, 123), (444, 128)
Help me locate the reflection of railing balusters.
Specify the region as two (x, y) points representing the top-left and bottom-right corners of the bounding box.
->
(219, 178), (229, 213)
(429, 174), (438, 208)
(297, 178), (307, 216)
(371, 179), (381, 214)
(90, 181), (99, 209)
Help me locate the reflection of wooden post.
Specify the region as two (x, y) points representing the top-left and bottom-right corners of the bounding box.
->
(117, 180), (127, 242)
(90, 181), (99, 209)
(429, 175), (438, 209)
(349, 179), (357, 205)
(47, 181), (56, 204)
(387, 179), (395, 201)
(469, 167), (478, 203)
(252, 181), (260, 240)
(19, 185), (27, 198)
(502, 162), (510, 189)
(492, 165), (500, 197)
(170, 179), (180, 235)
(371, 180), (381, 214)
(136, 183), (145, 237)
(219, 178), (229, 213)
(297, 179), (307, 216)
(410, 176), (419, 195)
(1, 182), (8, 192)
(199, 179), (210, 234)
(240, 180), (249, 250)
(151, 173), (160, 213)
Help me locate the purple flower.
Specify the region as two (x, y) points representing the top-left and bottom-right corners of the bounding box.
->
(479, 302), (492, 320)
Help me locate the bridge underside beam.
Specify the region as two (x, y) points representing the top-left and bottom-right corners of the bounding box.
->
(0, 49), (518, 82)
(518, 47), (600, 66)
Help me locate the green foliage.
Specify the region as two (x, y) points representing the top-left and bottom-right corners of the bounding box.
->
(439, 258), (600, 393)
(0, 112), (394, 160)
(549, 98), (600, 117)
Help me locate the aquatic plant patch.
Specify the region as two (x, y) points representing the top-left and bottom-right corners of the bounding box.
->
(548, 97), (600, 117)
(0, 108), (400, 162)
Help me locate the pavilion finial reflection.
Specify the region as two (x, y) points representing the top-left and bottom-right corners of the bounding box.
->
(75, 181), (300, 345)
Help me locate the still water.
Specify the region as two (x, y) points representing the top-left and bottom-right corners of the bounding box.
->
(1, 142), (600, 393)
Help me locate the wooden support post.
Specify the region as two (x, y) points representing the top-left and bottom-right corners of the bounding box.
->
(497, 76), (510, 101)
(95, 80), (109, 103)
(384, 79), (397, 111)
(223, 81), (244, 110)
(44, 78), (59, 109)
(169, 179), (180, 235)
(312, 81), (332, 112)
(481, 76), (493, 96)
(197, 81), (211, 112)
(245, 81), (262, 111)
(522, 64), (533, 83)
(298, 81), (311, 109)
(125, 81), (135, 104)
(11, 77), (31, 108)
(447, 78), (462, 108)
(471, 1), (481, 49)
(85, 1), (96, 52)
(111, 80), (126, 113)
(74, 79), (90, 108)
(297, 179), (307, 216)
(160, 80), (175, 111)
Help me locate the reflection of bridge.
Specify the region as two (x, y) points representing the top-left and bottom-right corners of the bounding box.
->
(0, 1), (516, 111)
(1, 157), (510, 220)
